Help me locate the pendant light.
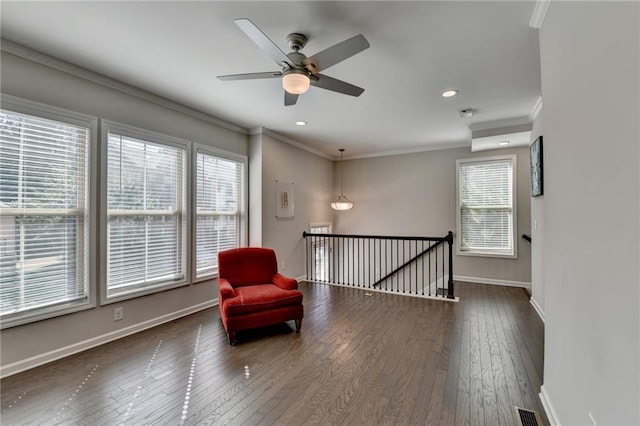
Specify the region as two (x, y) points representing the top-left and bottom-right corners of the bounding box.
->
(331, 148), (354, 211)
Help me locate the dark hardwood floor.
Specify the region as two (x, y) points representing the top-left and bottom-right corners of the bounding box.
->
(0, 281), (545, 425)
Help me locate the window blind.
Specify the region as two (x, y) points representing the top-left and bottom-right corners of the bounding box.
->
(458, 157), (514, 255)
(0, 109), (89, 317)
(195, 151), (245, 278)
(107, 132), (186, 295)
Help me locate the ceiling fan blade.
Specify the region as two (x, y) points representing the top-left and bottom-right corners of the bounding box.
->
(311, 74), (364, 97)
(234, 18), (294, 69)
(303, 34), (369, 74)
(218, 71), (282, 81)
(284, 91), (299, 106)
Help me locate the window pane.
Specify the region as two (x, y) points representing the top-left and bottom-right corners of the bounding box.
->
(0, 109), (89, 320)
(195, 151), (244, 278)
(196, 215), (240, 275)
(461, 208), (512, 250)
(106, 131), (185, 296)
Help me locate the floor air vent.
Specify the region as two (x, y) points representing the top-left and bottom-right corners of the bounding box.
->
(515, 406), (543, 426)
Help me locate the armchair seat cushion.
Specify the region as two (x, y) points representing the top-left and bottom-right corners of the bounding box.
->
(223, 285), (303, 317)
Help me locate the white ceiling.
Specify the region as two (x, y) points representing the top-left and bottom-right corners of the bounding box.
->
(0, 1), (541, 159)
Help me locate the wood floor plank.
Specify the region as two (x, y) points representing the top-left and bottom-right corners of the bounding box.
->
(482, 285), (514, 426)
(477, 285), (499, 426)
(0, 281), (546, 425)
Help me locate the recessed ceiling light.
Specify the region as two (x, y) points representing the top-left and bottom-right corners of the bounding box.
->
(442, 90), (459, 98)
(295, 121), (307, 126)
(498, 141), (510, 146)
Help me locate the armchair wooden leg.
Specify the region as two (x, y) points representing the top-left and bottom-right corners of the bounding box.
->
(228, 331), (237, 345)
(295, 318), (302, 332)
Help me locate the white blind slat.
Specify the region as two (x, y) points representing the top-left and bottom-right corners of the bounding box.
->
(458, 158), (514, 254)
(106, 132), (186, 295)
(195, 151), (244, 278)
(0, 109), (89, 317)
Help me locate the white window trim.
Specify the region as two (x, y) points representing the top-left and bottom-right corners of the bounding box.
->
(455, 154), (518, 259)
(310, 222), (333, 232)
(308, 222), (333, 282)
(191, 143), (248, 282)
(99, 120), (192, 304)
(0, 95), (97, 329)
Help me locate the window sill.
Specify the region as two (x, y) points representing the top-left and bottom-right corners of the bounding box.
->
(1, 300), (95, 330)
(457, 250), (518, 259)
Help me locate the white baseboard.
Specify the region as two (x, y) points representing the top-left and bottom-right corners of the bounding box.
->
(530, 297), (546, 323)
(454, 275), (532, 291)
(539, 385), (561, 426)
(300, 279), (459, 302)
(422, 274), (450, 295)
(0, 299), (218, 379)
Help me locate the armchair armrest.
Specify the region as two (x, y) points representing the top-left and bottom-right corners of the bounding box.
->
(273, 273), (298, 290)
(218, 278), (236, 299)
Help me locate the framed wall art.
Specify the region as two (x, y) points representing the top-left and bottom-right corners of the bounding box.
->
(530, 136), (543, 197)
(276, 180), (294, 218)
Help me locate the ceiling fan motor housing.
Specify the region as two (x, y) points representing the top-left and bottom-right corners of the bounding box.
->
(286, 33), (308, 51)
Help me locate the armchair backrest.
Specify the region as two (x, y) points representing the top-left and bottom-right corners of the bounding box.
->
(218, 247), (278, 287)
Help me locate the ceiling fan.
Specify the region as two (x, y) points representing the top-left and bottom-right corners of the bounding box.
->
(218, 18), (370, 106)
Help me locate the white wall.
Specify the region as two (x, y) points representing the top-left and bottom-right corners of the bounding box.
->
(248, 133), (263, 247)
(0, 51), (248, 373)
(539, 3), (639, 425)
(530, 111), (545, 321)
(334, 146), (532, 285)
(259, 131), (334, 278)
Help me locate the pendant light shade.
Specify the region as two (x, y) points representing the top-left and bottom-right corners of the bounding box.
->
(331, 195), (354, 210)
(331, 148), (354, 211)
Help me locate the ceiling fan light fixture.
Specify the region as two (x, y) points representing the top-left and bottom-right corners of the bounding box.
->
(283, 70), (310, 94)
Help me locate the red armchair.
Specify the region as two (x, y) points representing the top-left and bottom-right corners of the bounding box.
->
(217, 247), (304, 345)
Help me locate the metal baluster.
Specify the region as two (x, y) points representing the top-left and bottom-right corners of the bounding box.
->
(448, 231), (454, 298)
(441, 240), (444, 296)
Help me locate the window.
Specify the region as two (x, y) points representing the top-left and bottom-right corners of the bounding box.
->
(0, 97), (95, 328)
(309, 223), (332, 281)
(103, 122), (187, 300)
(195, 147), (246, 279)
(456, 155), (517, 258)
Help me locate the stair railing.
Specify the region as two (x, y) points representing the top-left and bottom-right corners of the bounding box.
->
(302, 231), (455, 300)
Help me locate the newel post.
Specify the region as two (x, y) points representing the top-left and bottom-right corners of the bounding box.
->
(447, 231), (455, 299)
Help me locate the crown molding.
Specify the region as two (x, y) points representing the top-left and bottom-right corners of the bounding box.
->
(530, 96), (543, 121)
(343, 140), (471, 161)
(259, 128), (333, 160)
(529, 0), (551, 29)
(1, 39), (248, 136)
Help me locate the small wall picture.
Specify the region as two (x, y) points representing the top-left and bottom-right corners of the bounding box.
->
(276, 180), (294, 218)
(530, 136), (543, 197)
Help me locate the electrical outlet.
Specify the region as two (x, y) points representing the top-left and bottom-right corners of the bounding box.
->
(280, 261), (286, 271)
(114, 307), (123, 321)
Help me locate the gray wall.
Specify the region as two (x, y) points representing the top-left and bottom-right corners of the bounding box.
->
(334, 146), (532, 285)
(0, 51), (248, 370)
(539, 2), (639, 424)
(259, 132), (334, 278)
